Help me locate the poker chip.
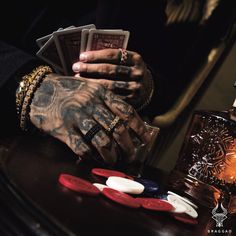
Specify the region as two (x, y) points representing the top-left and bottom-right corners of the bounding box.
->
(102, 188), (141, 209)
(106, 176), (145, 195)
(135, 178), (159, 193)
(168, 200), (187, 214)
(167, 191), (198, 209)
(136, 198), (174, 212)
(91, 168), (126, 178)
(167, 195), (198, 218)
(93, 183), (109, 191)
(173, 214), (198, 225)
(58, 173), (100, 196)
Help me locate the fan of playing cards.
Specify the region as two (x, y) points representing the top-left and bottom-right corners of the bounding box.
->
(36, 24), (130, 75)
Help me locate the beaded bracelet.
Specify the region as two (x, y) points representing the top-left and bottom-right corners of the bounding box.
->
(16, 65), (53, 131)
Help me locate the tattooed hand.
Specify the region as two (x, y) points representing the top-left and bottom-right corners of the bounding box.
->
(72, 49), (154, 110)
(30, 73), (151, 165)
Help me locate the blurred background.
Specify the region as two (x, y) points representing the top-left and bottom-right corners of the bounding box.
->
(148, 0), (236, 172)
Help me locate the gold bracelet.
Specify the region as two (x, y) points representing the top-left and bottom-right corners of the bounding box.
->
(16, 73), (37, 115)
(17, 65), (53, 131)
(16, 65), (51, 116)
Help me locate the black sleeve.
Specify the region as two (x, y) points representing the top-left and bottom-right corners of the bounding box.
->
(0, 41), (43, 135)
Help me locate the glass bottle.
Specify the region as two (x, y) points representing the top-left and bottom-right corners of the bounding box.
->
(168, 96), (236, 211)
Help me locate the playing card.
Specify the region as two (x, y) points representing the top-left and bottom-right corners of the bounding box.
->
(36, 35), (64, 73)
(35, 25), (130, 76)
(86, 29), (130, 51)
(81, 29), (123, 53)
(36, 28), (63, 48)
(36, 26), (78, 73)
(36, 33), (53, 48)
(80, 29), (90, 53)
(36, 26), (75, 48)
(53, 24), (96, 75)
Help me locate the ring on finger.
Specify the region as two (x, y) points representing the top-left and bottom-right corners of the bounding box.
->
(119, 48), (128, 65)
(106, 116), (122, 133)
(84, 123), (102, 143)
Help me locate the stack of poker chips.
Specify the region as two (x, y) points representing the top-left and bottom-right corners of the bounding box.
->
(58, 168), (198, 225)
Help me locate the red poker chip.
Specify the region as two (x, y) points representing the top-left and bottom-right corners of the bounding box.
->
(58, 173), (100, 196)
(136, 198), (174, 212)
(102, 188), (141, 209)
(91, 168), (126, 178)
(173, 214), (198, 225)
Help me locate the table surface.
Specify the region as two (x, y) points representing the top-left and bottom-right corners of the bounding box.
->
(0, 133), (235, 236)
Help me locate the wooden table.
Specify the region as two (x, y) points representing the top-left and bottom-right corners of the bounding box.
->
(0, 133), (235, 236)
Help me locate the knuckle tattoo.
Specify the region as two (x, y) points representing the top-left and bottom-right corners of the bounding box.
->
(121, 105), (134, 121)
(126, 105), (135, 117)
(92, 131), (111, 148)
(116, 65), (131, 76)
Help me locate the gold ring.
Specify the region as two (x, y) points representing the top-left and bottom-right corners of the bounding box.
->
(107, 116), (121, 133)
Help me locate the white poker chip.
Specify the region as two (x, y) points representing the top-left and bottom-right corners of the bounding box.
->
(167, 191), (198, 209)
(167, 195), (198, 218)
(106, 176), (144, 195)
(165, 199), (187, 213)
(92, 183), (109, 192)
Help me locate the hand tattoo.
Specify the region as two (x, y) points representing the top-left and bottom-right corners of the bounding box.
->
(30, 73), (150, 164)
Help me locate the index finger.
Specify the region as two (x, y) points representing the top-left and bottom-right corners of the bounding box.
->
(79, 49), (143, 66)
